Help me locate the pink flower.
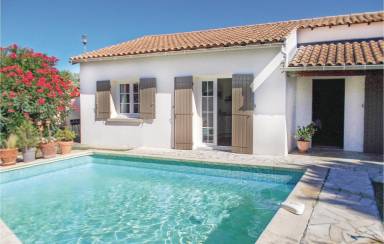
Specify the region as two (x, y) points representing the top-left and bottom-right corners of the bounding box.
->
(38, 98), (45, 105)
(8, 109), (15, 113)
(9, 91), (16, 98)
(37, 77), (46, 86)
(9, 53), (17, 59)
(25, 71), (34, 80)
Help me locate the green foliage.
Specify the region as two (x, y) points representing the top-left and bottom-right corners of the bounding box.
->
(55, 128), (76, 141)
(295, 123), (317, 142)
(2, 134), (18, 149)
(15, 120), (40, 149)
(59, 70), (79, 88)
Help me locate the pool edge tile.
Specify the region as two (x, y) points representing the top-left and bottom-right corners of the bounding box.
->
(92, 150), (305, 172)
(0, 150), (93, 173)
(0, 219), (21, 244)
(256, 165), (328, 244)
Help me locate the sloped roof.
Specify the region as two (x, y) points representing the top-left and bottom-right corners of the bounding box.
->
(288, 39), (384, 67)
(71, 11), (383, 63)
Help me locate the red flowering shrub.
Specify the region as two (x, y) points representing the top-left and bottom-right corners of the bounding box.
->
(0, 44), (79, 135)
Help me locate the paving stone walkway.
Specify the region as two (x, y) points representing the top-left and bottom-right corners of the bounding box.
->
(303, 169), (384, 243)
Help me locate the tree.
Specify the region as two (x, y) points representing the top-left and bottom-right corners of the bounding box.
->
(0, 44), (79, 137)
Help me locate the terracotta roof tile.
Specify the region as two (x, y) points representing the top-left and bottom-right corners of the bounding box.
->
(288, 39), (384, 67)
(297, 11), (384, 28)
(71, 11), (383, 63)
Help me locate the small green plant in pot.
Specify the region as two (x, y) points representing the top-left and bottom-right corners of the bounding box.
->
(0, 134), (18, 166)
(55, 128), (76, 154)
(295, 123), (317, 153)
(15, 121), (40, 162)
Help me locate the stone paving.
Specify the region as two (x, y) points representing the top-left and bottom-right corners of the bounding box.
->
(303, 169), (384, 243)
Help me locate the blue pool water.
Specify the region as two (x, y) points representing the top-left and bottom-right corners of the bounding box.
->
(0, 154), (303, 243)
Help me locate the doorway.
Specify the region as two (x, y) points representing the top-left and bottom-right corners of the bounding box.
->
(312, 79), (345, 148)
(217, 78), (232, 146)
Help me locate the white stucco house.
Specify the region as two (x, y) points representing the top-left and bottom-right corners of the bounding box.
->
(71, 11), (383, 155)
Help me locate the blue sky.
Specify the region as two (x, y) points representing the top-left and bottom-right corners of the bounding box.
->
(2, 0), (382, 72)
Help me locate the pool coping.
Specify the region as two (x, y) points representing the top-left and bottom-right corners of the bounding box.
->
(0, 150), (328, 243)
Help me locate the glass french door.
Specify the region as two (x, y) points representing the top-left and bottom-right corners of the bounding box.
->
(202, 81), (214, 144)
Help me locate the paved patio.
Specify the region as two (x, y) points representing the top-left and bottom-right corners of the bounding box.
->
(1, 147), (383, 243)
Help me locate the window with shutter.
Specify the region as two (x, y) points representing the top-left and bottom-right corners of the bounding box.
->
(118, 82), (139, 115)
(231, 74), (254, 154)
(96, 80), (111, 120)
(139, 78), (156, 120)
(174, 76), (193, 150)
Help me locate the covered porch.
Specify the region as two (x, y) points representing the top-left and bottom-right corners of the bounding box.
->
(286, 39), (384, 154)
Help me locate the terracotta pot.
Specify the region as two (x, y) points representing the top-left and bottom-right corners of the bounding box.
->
(40, 142), (56, 158)
(0, 148), (18, 166)
(58, 141), (73, 155)
(22, 147), (36, 163)
(297, 140), (310, 153)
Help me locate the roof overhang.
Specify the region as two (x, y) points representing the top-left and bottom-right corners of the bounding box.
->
(70, 42), (283, 64)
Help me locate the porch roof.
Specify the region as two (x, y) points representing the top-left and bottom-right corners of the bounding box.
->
(288, 39), (384, 68)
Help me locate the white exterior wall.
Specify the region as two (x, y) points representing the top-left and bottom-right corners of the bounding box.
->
(297, 22), (384, 44)
(286, 77), (297, 152)
(344, 76), (365, 152)
(295, 77), (313, 127)
(80, 47), (291, 154)
(284, 30), (299, 152)
(295, 76), (365, 152)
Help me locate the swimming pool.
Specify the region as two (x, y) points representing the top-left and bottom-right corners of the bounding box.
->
(0, 154), (303, 243)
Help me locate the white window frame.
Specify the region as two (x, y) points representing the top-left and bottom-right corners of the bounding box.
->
(118, 82), (139, 117)
(201, 80), (216, 145)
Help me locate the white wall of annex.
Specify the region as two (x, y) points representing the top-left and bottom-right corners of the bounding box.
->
(297, 22), (383, 44)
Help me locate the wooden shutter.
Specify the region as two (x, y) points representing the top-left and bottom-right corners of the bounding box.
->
(95, 80), (111, 120)
(174, 76), (193, 150)
(232, 74), (254, 154)
(139, 78), (156, 120)
(364, 71), (383, 154)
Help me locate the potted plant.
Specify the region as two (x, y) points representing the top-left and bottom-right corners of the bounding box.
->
(15, 121), (40, 162)
(55, 128), (76, 154)
(295, 123), (317, 153)
(40, 137), (57, 158)
(0, 134), (18, 166)
(39, 120), (57, 158)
